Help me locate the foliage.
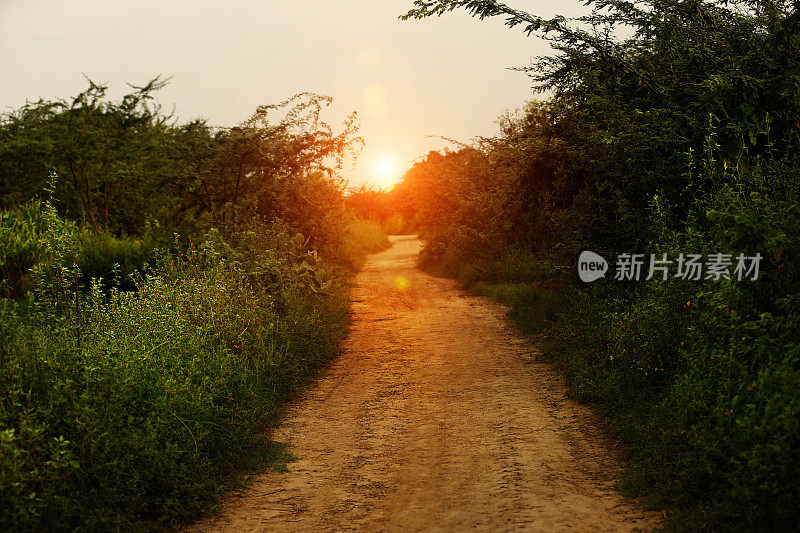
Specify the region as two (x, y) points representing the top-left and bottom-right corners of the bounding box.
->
(345, 185), (393, 222)
(0, 80), (385, 529)
(0, 78), (177, 234)
(345, 185), (415, 235)
(399, 0), (800, 529)
(0, 199), (160, 297)
(0, 200), (67, 296)
(0, 81), (363, 248)
(0, 205), (350, 530)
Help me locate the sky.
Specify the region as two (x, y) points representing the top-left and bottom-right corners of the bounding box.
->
(0, 0), (588, 188)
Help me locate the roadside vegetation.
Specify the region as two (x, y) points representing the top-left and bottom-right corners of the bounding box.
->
(0, 81), (387, 530)
(385, 1), (800, 529)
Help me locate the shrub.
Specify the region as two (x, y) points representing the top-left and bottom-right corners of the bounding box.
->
(76, 230), (159, 289)
(0, 200), (72, 296)
(340, 219), (390, 268)
(0, 206), (350, 530)
(0, 200), (162, 296)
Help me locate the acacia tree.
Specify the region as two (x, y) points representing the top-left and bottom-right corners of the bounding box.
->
(166, 93), (363, 256)
(186, 93), (362, 224)
(0, 77), (175, 234)
(0, 82), (363, 247)
(401, 0), (800, 253)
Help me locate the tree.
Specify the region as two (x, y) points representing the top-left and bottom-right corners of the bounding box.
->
(0, 76), (175, 234)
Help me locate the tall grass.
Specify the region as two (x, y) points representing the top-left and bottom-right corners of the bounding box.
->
(341, 219), (390, 268)
(0, 201), (64, 297)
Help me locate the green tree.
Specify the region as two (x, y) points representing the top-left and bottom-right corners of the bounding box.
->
(0, 77), (176, 234)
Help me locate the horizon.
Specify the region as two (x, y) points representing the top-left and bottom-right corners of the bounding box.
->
(0, 0), (588, 188)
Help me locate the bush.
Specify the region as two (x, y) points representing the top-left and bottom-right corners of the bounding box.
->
(0, 200), (162, 296)
(76, 231), (159, 289)
(382, 213), (407, 235)
(488, 177), (800, 529)
(340, 219), (390, 268)
(0, 200), (70, 296)
(0, 206), (350, 530)
(0, 82), (376, 530)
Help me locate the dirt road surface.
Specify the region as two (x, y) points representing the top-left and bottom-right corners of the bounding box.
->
(188, 236), (658, 532)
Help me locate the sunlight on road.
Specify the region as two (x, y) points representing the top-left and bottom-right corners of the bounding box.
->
(394, 275), (410, 292)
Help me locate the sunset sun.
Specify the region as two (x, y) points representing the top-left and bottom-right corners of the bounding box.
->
(374, 155), (399, 188)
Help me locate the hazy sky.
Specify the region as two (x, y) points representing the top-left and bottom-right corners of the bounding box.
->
(0, 0), (587, 188)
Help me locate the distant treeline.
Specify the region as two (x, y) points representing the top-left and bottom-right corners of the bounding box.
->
(378, 1), (798, 530)
(0, 80), (387, 529)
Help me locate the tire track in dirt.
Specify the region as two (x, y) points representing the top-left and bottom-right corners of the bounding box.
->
(187, 235), (659, 532)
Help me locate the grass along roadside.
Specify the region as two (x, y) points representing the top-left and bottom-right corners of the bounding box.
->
(0, 202), (389, 531)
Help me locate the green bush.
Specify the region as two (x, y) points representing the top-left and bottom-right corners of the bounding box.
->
(0, 200), (162, 296)
(0, 200), (71, 296)
(479, 177), (800, 529)
(0, 81), (375, 531)
(0, 206), (349, 530)
(76, 230), (159, 288)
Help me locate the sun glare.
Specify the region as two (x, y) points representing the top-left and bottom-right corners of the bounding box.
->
(374, 156), (398, 189)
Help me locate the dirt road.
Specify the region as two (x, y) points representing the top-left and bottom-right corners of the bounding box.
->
(189, 236), (658, 532)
